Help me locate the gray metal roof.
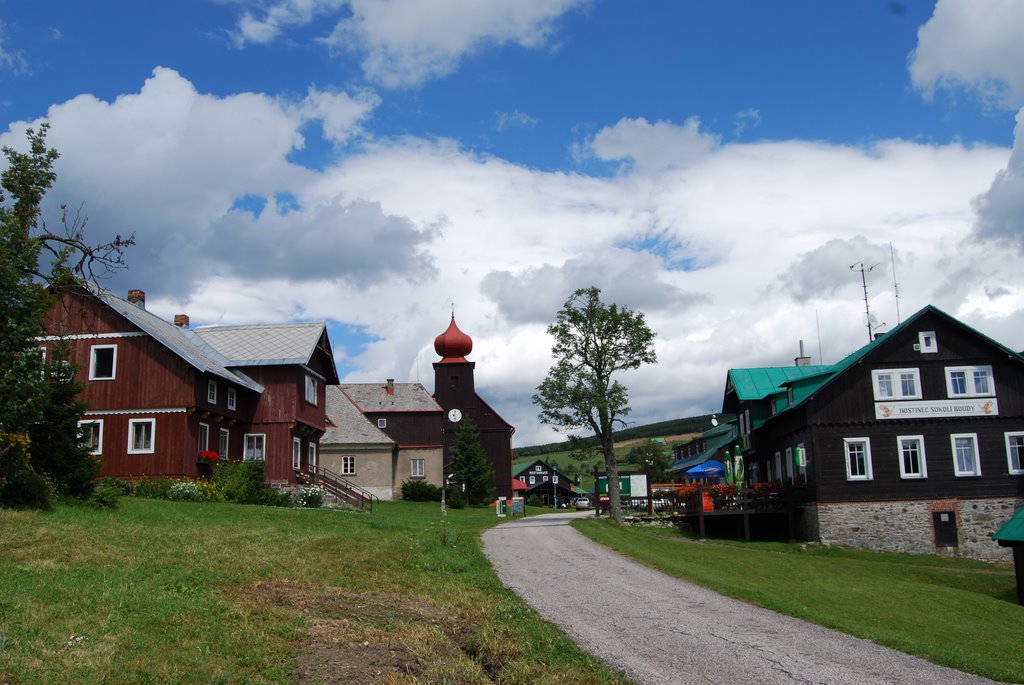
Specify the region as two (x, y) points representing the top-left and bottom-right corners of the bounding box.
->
(192, 323), (327, 366)
(87, 284), (264, 393)
(340, 382), (443, 413)
(322, 385), (396, 446)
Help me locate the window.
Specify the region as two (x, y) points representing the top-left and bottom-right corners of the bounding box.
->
(207, 380), (217, 404)
(542, 475), (549, 482)
(529, 475), (535, 485)
(377, 418), (387, 428)
(897, 435), (927, 479)
(945, 366), (994, 398)
(244, 434), (265, 461)
(89, 345), (117, 380)
(411, 458), (424, 478)
(308, 443), (317, 469)
(918, 331), (937, 353)
(342, 455), (356, 475)
(304, 375), (318, 405)
(843, 438), (872, 480)
(198, 422), (210, 451)
(553, 475), (559, 484)
(951, 433), (981, 476)
(128, 419), (155, 454)
(78, 420), (103, 455)
(871, 368), (921, 400)
(219, 428), (229, 458)
(292, 438), (302, 469)
(1005, 432), (1024, 475)
(227, 388), (237, 411)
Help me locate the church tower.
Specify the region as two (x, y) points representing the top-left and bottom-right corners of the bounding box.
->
(432, 315), (514, 498)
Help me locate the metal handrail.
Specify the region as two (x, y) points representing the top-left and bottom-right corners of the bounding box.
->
(303, 464), (379, 511)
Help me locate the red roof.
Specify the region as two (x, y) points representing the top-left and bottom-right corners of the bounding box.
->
(511, 479), (528, 491)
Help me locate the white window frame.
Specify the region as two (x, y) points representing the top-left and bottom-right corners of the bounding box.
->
(198, 422), (210, 451)
(918, 331), (937, 353)
(207, 380), (217, 404)
(411, 458), (424, 478)
(89, 344), (117, 381)
(871, 368), (921, 401)
(1004, 432), (1024, 475)
(553, 475), (559, 484)
(896, 435), (927, 479)
(341, 455), (356, 475)
(529, 475), (536, 485)
(951, 433), (981, 477)
(78, 419), (103, 455)
(227, 387), (237, 411)
(219, 428), (230, 458)
(304, 374), (318, 405)
(843, 437), (873, 481)
(377, 418), (387, 428)
(128, 418), (156, 454)
(244, 433), (266, 461)
(292, 437), (302, 469)
(945, 365), (995, 398)
(307, 443), (317, 469)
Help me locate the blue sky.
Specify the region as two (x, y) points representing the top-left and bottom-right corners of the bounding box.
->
(3, 1), (1024, 445)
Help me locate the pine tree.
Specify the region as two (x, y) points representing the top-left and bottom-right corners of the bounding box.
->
(448, 417), (495, 506)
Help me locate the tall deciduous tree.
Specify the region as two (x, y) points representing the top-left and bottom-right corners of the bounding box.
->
(533, 287), (656, 523)
(0, 124), (132, 503)
(448, 416), (495, 506)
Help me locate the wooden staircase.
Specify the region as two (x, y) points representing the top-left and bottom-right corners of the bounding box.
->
(297, 465), (378, 511)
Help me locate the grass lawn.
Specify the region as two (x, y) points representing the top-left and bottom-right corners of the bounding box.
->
(574, 518), (1024, 684)
(0, 498), (631, 685)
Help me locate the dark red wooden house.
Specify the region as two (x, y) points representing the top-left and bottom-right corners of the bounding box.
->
(40, 285), (338, 483)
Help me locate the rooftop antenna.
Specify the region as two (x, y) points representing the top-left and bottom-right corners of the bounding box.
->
(850, 261), (879, 343)
(890, 242), (901, 325)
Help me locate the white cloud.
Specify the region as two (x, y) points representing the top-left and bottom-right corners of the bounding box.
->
(0, 20), (27, 74)
(4, 68), (1020, 446)
(322, 0), (589, 87)
(584, 117), (720, 173)
(294, 86), (381, 144)
(231, 0), (348, 47)
(496, 109), (539, 133)
(910, 0), (1024, 108)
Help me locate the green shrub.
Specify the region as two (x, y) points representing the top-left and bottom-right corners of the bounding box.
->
(0, 467), (55, 510)
(131, 477), (173, 499)
(96, 476), (131, 495)
(400, 479), (442, 502)
(528, 494), (542, 507)
(90, 484), (121, 509)
(213, 460), (292, 507)
(446, 487), (466, 509)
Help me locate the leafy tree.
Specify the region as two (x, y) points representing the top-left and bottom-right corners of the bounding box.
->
(0, 124), (132, 505)
(626, 439), (672, 483)
(448, 416), (495, 506)
(533, 287), (656, 523)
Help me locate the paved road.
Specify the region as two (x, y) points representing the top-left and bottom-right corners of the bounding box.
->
(481, 511), (1006, 685)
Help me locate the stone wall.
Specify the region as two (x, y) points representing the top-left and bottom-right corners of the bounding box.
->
(810, 497), (1022, 562)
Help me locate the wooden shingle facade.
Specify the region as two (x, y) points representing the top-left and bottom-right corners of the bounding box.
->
(724, 305), (1024, 560)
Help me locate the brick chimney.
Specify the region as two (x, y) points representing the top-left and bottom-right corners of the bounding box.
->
(386, 378), (395, 395)
(174, 314), (190, 328)
(127, 289), (146, 308)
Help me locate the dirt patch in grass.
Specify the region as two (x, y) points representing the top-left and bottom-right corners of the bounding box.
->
(232, 580), (488, 684)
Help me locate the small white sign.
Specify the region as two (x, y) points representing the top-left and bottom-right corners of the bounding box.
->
(875, 398), (997, 420)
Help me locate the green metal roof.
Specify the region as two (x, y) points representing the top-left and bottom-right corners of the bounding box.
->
(727, 365), (833, 401)
(993, 508), (1024, 544)
(670, 421), (738, 474)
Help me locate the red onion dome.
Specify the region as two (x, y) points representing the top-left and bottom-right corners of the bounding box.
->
(434, 315), (473, 361)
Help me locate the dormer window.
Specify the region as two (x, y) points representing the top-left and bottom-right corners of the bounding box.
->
(918, 331), (937, 353)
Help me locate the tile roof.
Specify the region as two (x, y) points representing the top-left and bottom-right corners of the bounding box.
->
(322, 385), (395, 446)
(340, 382), (442, 413)
(193, 323), (327, 366)
(87, 284), (264, 393)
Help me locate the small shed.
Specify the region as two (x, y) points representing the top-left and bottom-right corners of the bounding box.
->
(992, 508), (1024, 606)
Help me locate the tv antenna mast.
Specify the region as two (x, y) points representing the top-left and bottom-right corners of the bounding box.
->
(889, 242), (901, 325)
(850, 261), (879, 342)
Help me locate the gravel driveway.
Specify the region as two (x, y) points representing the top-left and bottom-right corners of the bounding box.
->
(481, 511), (1006, 685)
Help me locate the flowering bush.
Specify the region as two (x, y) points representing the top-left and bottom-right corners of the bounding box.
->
(296, 485), (325, 508)
(675, 483), (700, 500)
(197, 450), (220, 464)
(709, 483), (738, 498)
(167, 479), (223, 502)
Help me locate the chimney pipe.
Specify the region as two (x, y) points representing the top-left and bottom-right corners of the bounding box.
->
(127, 289), (146, 308)
(386, 378), (395, 395)
(174, 314), (190, 328)
(795, 339), (812, 367)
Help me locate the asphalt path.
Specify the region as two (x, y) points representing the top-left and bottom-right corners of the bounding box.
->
(481, 511), (1006, 685)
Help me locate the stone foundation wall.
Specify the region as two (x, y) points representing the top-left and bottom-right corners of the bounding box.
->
(811, 497), (1023, 562)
